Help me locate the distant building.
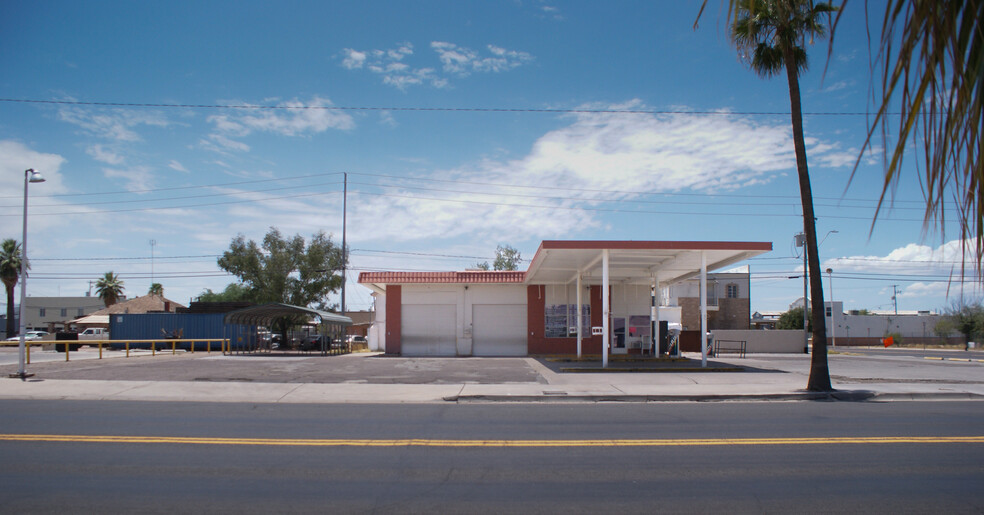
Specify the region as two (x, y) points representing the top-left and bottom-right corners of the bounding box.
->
(824, 301), (945, 346)
(668, 269), (751, 331)
(18, 296), (107, 333)
(71, 294), (185, 329)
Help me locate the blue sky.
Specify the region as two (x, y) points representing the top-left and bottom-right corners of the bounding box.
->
(0, 0), (978, 314)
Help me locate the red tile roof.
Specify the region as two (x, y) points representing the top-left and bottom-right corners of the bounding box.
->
(359, 271), (526, 284)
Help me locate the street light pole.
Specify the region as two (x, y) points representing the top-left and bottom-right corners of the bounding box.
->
(826, 267), (836, 347)
(12, 168), (45, 380)
(796, 232), (808, 353)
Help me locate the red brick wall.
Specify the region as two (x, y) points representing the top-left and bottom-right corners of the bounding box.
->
(385, 285), (401, 355)
(527, 284), (605, 355)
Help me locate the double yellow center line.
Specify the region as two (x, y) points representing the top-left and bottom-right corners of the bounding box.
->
(1, 434), (982, 447)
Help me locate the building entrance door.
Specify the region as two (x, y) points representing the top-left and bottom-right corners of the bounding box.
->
(612, 317), (627, 354)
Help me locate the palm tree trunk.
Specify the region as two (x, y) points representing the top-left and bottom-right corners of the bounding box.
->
(784, 49), (832, 391)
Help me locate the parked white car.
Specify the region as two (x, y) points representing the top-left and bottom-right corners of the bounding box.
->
(5, 331), (48, 341)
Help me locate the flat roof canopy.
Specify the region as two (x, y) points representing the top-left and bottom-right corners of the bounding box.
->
(358, 240), (772, 291)
(223, 303), (352, 327)
(524, 240), (772, 286)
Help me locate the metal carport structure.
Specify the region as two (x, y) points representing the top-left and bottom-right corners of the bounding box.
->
(223, 303), (352, 355)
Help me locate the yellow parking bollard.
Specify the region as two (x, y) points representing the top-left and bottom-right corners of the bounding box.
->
(126, 341), (130, 357)
(207, 340), (211, 354)
(98, 342), (103, 359)
(151, 341), (155, 356)
(190, 340), (195, 354)
(65, 342), (70, 362)
(26, 343), (30, 365)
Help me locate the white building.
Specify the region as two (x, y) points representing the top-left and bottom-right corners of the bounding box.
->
(359, 240), (772, 363)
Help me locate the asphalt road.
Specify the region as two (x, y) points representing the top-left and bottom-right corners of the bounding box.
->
(1, 400), (982, 513)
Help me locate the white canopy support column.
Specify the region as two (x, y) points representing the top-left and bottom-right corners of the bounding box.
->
(602, 248), (610, 368)
(700, 251), (708, 368)
(576, 271), (583, 359)
(651, 275), (660, 356)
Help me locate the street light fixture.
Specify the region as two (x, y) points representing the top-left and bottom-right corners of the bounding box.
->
(11, 168), (45, 380)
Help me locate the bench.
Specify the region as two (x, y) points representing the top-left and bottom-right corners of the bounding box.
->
(711, 339), (746, 358)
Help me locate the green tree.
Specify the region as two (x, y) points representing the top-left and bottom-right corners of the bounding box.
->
(148, 283), (163, 296)
(942, 300), (984, 350)
(1, 239), (27, 338)
(476, 245), (523, 271)
(197, 283), (253, 303)
(933, 318), (956, 342)
(731, 0), (836, 391)
(777, 306), (812, 331)
(95, 272), (125, 307)
(217, 227), (345, 309)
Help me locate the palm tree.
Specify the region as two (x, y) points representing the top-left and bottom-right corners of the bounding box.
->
(95, 272), (125, 308)
(701, 1), (983, 275)
(148, 283), (163, 296)
(732, 0), (836, 391)
(0, 239), (27, 338)
(853, 1), (983, 272)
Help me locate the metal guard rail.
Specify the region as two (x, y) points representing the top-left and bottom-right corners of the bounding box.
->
(0, 339), (231, 364)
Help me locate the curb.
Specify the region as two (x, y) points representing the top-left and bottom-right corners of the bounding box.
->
(445, 391), (984, 403)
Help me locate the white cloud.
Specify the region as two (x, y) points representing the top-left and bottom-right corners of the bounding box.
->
(58, 106), (169, 142)
(203, 97), (354, 153)
(822, 80), (853, 93)
(168, 160), (189, 173)
(344, 102), (838, 243)
(341, 49), (367, 69)
(0, 140), (69, 196)
(431, 42), (534, 75)
(103, 165), (156, 192)
(824, 239), (982, 294)
(86, 144), (125, 165)
(340, 41), (532, 89)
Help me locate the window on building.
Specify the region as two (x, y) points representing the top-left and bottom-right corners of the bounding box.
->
(60, 308), (67, 317)
(77, 308), (84, 317)
(825, 307), (832, 317)
(39, 308), (46, 317)
(726, 284), (739, 298)
(544, 284), (591, 338)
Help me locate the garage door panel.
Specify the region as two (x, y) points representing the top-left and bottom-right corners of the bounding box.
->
(402, 304), (456, 356)
(473, 304), (527, 356)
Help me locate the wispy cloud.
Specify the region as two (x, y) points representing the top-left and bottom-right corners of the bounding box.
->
(86, 144), (125, 165)
(168, 160), (189, 173)
(203, 96), (354, 153)
(340, 101), (852, 243)
(103, 165), (156, 192)
(58, 105), (169, 142)
(340, 41), (533, 89)
(431, 42), (534, 75)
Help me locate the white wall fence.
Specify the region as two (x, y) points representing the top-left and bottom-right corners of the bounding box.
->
(711, 329), (804, 353)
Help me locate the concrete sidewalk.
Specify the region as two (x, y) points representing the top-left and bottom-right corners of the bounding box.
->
(1, 348), (982, 404)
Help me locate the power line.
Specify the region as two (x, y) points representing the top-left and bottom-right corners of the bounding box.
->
(0, 97), (892, 117)
(0, 171), (343, 200)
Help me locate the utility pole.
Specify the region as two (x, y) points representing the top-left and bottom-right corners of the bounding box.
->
(341, 172), (347, 317)
(796, 232), (808, 353)
(149, 239), (157, 287)
(891, 284), (899, 315)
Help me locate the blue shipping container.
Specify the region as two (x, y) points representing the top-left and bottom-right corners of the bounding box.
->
(109, 313), (256, 351)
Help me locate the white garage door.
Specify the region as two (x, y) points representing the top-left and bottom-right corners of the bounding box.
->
(401, 304), (457, 356)
(472, 304), (527, 356)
